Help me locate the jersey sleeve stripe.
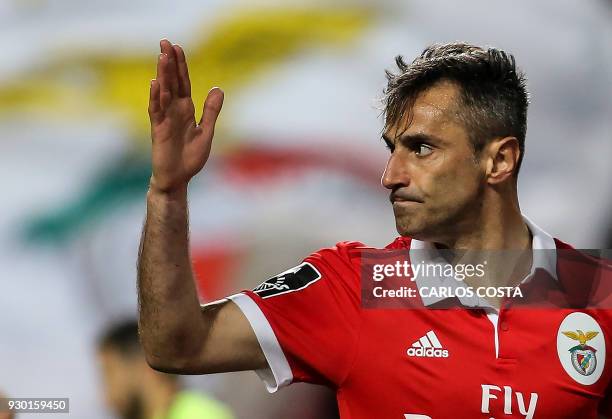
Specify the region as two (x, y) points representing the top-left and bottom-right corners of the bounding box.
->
(227, 293), (293, 393)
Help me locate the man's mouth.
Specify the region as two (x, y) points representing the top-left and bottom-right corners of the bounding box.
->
(390, 193), (423, 204)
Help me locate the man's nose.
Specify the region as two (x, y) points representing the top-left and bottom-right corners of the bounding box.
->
(381, 153), (410, 190)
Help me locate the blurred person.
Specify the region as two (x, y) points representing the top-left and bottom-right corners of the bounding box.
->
(137, 40), (611, 418)
(0, 391), (15, 419)
(97, 320), (233, 419)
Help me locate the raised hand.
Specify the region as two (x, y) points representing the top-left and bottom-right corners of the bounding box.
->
(148, 39), (224, 194)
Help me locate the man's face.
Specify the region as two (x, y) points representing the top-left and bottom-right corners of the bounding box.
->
(382, 80), (486, 242)
(98, 348), (143, 419)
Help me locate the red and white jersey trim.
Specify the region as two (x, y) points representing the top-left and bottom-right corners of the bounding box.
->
(227, 293), (293, 392)
(229, 215), (562, 392)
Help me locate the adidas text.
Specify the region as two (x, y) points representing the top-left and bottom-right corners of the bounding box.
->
(407, 347), (449, 358)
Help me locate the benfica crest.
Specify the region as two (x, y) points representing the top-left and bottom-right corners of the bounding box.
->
(562, 330), (599, 376)
(557, 312), (605, 385)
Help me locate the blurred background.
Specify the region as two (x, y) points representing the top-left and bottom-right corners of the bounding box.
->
(0, 0), (611, 418)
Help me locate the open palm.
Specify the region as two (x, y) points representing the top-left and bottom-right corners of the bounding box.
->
(148, 39), (224, 194)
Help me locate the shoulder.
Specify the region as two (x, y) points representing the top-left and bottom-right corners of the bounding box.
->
(305, 237), (412, 269)
(553, 238), (612, 308)
(554, 237), (611, 276)
(305, 240), (369, 268)
(301, 241), (370, 291)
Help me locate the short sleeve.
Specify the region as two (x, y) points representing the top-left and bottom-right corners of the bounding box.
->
(228, 241), (363, 392)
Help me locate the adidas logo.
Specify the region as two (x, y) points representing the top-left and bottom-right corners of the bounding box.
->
(407, 330), (449, 358)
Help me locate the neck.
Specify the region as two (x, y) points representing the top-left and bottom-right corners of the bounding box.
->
(437, 192), (530, 251)
(433, 193), (533, 308)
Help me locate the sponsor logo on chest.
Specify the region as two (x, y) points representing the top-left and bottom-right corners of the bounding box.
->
(406, 330), (449, 358)
(481, 384), (538, 419)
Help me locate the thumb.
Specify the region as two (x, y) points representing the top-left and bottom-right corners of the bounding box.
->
(199, 87), (224, 140)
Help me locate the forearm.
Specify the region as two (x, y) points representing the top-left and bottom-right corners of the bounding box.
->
(137, 185), (207, 369)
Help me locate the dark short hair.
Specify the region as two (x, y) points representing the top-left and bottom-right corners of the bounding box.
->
(98, 319), (142, 358)
(383, 42), (529, 174)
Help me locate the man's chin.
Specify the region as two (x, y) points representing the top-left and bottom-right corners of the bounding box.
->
(395, 220), (425, 239)
(396, 214), (442, 240)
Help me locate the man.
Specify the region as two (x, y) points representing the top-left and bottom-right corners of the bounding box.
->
(138, 40), (611, 418)
(0, 392), (14, 419)
(97, 320), (233, 419)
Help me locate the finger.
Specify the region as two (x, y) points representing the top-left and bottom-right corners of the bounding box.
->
(160, 39), (179, 96)
(148, 79), (162, 123)
(199, 87), (224, 139)
(156, 52), (165, 90)
(157, 39), (171, 95)
(157, 53), (172, 109)
(173, 44), (191, 98)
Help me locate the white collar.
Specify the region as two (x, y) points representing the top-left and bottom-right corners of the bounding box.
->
(409, 215), (558, 308)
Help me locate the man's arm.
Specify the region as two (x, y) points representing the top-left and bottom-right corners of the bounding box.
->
(137, 39), (266, 374)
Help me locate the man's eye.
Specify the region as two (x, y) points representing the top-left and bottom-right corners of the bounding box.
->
(414, 143), (433, 156)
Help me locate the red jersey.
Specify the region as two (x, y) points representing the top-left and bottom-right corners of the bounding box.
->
(228, 218), (612, 418)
